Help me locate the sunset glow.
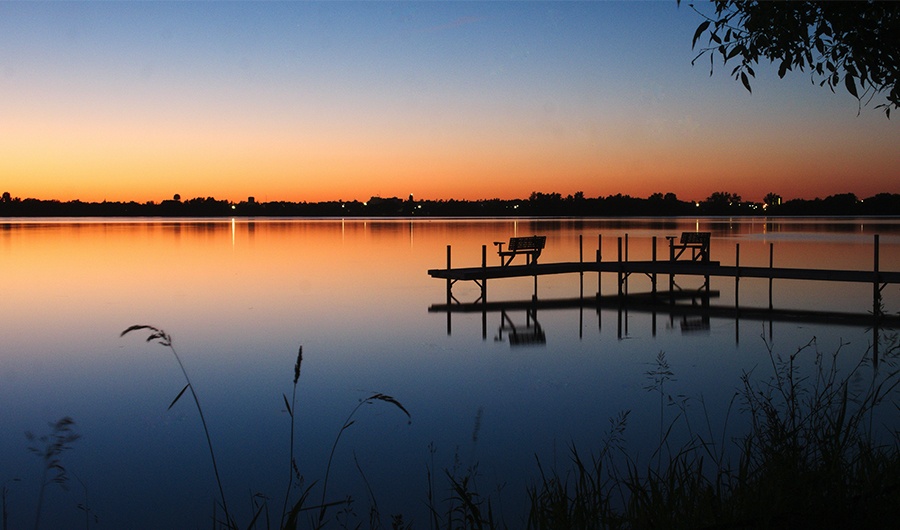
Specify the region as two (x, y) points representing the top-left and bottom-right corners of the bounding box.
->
(1, 1), (897, 204)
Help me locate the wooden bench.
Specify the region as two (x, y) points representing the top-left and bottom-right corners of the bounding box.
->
(493, 235), (546, 266)
(667, 232), (711, 262)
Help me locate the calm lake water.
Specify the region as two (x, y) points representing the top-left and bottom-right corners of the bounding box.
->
(1, 217), (899, 529)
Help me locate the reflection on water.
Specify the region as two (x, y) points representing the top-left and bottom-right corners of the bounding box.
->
(0, 217), (898, 528)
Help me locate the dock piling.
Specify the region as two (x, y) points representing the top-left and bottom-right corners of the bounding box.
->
(481, 244), (487, 304)
(735, 243), (741, 309)
(874, 234), (881, 317)
(579, 235), (584, 301)
(651, 236), (658, 298)
(596, 234), (602, 299)
(617, 237), (623, 298)
(429, 233), (898, 321)
(768, 243), (774, 310)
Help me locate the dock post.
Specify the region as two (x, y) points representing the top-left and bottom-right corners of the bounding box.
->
(874, 234), (881, 316)
(651, 236), (657, 335)
(624, 233), (629, 296)
(617, 237), (623, 298)
(481, 244), (487, 304)
(768, 243), (774, 310)
(668, 236), (675, 304)
(446, 245), (452, 335)
(735, 243), (740, 310)
(651, 236), (657, 298)
(873, 235), (880, 366)
(579, 234), (584, 301)
(597, 234), (602, 299)
(446, 244), (452, 304)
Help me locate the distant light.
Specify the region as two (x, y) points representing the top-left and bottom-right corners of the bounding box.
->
(231, 204), (236, 210)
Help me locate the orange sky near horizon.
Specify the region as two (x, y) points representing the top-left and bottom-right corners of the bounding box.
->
(6, 104), (895, 205)
(1, 2), (897, 206)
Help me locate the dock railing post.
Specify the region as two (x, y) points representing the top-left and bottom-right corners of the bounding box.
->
(874, 234), (881, 366)
(651, 236), (657, 298)
(668, 236), (675, 304)
(446, 245), (452, 304)
(768, 243), (774, 310)
(446, 244), (452, 335)
(874, 234), (881, 316)
(624, 233), (629, 296)
(597, 234), (602, 299)
(735, 243), (741, 311)
(579, 234), (584, 300)
(617, 237), (623, 298)
(481, 244), (487, 304)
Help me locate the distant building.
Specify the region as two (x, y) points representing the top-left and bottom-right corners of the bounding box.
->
(248, 196), (256, 204)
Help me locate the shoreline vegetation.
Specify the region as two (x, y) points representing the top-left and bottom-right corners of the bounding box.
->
(10, 328), (898, 529)
(1, 191), (899, 218)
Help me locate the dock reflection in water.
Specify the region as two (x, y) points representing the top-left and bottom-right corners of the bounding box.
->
(430, 231), (900, 360)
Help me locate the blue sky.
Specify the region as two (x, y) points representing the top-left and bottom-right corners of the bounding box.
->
(1, 1), (896, 203)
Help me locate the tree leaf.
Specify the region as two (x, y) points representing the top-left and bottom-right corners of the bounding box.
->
(692, 20), (710, 49)
(845, 75), (859, 98)
(778, 60), (789, 78)
(740, 71), (752, 93)
(726, 44), (743, 61)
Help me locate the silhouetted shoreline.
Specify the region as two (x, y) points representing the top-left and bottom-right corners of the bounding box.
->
(1, 191), (898, 218)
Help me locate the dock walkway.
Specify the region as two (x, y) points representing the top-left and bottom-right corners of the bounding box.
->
(427, 234), (899, 316)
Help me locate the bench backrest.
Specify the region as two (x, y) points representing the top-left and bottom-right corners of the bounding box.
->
(680, 232), (710, 245)
(508, 235), (546, 251)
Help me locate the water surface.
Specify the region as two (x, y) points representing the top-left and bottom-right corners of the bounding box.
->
(1, 217), (898, 528)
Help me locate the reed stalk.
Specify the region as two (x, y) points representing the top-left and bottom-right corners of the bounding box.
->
(26, 417), (80, 530)
(280, 346), (303, 529)
(317, 393), (410, 527)
(526, 334), (900, 529)
(120, 325), (232, 527)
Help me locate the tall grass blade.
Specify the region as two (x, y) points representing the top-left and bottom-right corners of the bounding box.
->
(168, 384), (190, 411)
(318, 393), (411, 526)
(281, 345), (303, 530)
(282, 394), (292, 418)
(121, 325), (231, 527)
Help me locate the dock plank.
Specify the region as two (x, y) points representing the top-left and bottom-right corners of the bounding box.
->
(428, 260), (900, 284)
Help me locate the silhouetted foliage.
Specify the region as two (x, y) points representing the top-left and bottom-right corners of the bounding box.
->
(0, 192), (897, 218)
(686, 0), (900, 117)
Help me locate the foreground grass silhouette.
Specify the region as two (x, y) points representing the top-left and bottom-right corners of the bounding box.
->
(8, 327), (899, 529)
(120, 325), (411, 530)
(526, 338), (900, 530)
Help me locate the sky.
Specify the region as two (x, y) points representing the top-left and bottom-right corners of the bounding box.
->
(1, 1), (897, 204)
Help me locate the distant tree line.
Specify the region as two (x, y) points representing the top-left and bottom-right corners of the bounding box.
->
(0, 190), (898, 218)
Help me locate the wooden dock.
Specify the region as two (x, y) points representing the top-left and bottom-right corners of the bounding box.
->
(428, 233), (899, 316)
